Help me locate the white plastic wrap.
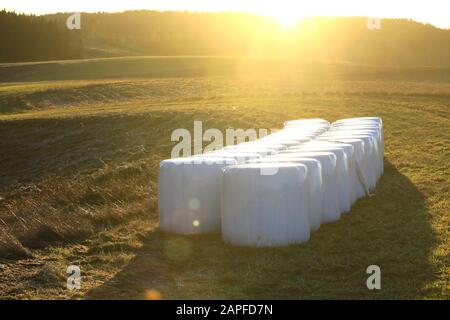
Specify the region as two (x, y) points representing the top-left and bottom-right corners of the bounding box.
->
(221, 163), (311, 247)
(331, 128), (383, 179)
(246, 157), (323, 232)
(158, 157), (237, 234)
(288, 145), (352, 212)
(296, 141), (358, 204)
(227, 141), (286, 151)
(319, 133), (378, 190)
(284, 119), (330, 128)
(334, 117), (382, 125)
(220, 146), (278, 157)
(275, 151), (341, 223)
(199, 151), (262, 163)
(259, 134), (312, 145)
(331, 118), (384, 177)
(316, 137), (368, 199)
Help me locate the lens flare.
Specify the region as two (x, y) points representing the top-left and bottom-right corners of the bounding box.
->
(145, 289), (162, 300)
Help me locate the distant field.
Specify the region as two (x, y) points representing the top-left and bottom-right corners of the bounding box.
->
(0, 57), (448, 299)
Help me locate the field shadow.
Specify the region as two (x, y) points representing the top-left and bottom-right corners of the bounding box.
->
(86, 160), (437, 299)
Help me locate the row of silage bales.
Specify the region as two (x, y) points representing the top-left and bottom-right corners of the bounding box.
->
(220, 117), (384, 246)
(158, 118), (330, 240)
(158, 117), (384, 247)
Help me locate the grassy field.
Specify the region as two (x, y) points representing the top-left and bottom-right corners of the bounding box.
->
(0, 57), (448, 299)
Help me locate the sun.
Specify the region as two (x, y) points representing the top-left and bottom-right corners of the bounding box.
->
(258, 6), (305, 28)
(273, 10), (303, 28)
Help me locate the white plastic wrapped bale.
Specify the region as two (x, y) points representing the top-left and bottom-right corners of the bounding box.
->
(293, 141), (358, 205)
(281, 127), (329, 137)
(158, 157), (237, 235)
(327, 142), (359, 204)
(329, 126), (384, 179)
(225, 141), (286, 152)
(198, 151), (261, 163)
(262, 132), (317, 144)
(334, 117), (382, 126)
(274, 151), (341, 223)
(246, 157), (323, 231)
(320, 132), (378, 190)
(332, 121), (383, 144)
(284, 119), (330, 129)
(259, 134), (312, 145)
(330, 125), (383, 156)
(221, 163), (310, 247)
(343, 130), (382, 180)
(316, 137), (368, 199)
(269, 140), (301, 148)
(281, 146), (352, 213)
(332, 117), (383, 173)
(294, 143), (354, 209)
(330, 122), (382, 146)
(219, 146), (278, 157)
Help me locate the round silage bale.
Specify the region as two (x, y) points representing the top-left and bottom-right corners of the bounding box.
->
(316, 137), (368, 199)
(245, 157), (323, 232)
(274, 151), (341, 223)
(199, 151), (262, 163)
(289, 144), (355, 211)
(329, 127), (384, 178)
(284, 119), (330, 128)
(158, 157), (237, 235)
(320, 132), (379, 189)
(221, 163), (311, 247)
(294, 141), (358, 205)
(281, 146), (352, 214)
(334, 117), (382, 126)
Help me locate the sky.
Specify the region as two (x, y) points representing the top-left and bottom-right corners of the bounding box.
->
(2, 0), (449, 29)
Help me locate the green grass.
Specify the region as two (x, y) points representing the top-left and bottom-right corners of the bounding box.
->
(0, 57), (448, 299)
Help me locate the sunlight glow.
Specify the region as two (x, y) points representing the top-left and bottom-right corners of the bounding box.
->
(269, 8), (304, 28)
(1, 0), (449, 29)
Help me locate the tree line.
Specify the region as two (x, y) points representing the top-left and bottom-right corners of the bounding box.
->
(0, 10), (82, 62)
(1, 9), (450, 66)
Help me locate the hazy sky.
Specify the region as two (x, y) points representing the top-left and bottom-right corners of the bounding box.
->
(2, 0), (449, 28)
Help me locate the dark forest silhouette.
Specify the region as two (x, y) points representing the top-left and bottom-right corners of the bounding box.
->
(0, 10), (82, 62)
(1, 10), (450, 66)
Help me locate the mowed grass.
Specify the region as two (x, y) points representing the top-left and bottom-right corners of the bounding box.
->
(0, 57), (448, 299)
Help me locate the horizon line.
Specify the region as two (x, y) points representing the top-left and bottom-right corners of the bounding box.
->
(1, 8), (449, 30)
